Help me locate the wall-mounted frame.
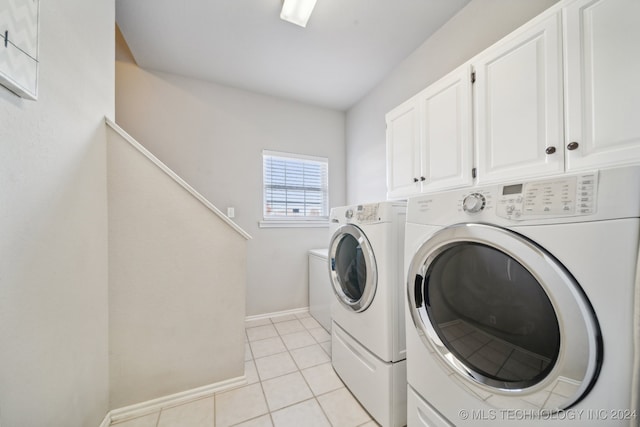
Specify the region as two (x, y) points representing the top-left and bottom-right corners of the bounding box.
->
(0, 0), (39, 100)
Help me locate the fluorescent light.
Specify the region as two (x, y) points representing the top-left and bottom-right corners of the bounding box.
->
(280, 0), (318, 28)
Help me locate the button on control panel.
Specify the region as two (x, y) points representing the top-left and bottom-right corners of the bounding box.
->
(496, 171), (598, 220)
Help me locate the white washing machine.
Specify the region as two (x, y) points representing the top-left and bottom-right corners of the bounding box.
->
(403, 165), (640, 426)
(328, 201), (407, 427)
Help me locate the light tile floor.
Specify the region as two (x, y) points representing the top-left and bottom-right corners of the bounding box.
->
(112, 311), (379, 427)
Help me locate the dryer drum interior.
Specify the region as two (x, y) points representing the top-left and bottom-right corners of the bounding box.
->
(407, 223), (602, 411)
(424, 242), (561, 388)
(335, 235), (367, 300)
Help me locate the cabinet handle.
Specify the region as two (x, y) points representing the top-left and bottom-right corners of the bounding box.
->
(420, 176), (426, 181)
(413, 178), (419, 183)
(545, 146), (556, 155)
(567, 141), (580, 151)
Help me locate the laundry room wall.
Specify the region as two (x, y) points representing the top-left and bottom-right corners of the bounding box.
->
(345, 0), (559, 204)
(115, 34), (346, 316)
(0, 0), (114, 426)
(107, 122), (248, 409)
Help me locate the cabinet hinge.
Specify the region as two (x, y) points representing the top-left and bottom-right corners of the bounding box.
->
(472, 167), (477, 178)
(471, 71), (476, 84)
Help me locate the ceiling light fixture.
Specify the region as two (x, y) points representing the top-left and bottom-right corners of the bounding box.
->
(280, 0), (318, 28)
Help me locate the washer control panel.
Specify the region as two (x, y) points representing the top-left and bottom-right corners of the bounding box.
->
(496, 171), (598, 220)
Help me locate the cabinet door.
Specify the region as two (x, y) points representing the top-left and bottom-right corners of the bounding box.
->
(475, 11), (564, 184)
(418, 64), (473, 193)
(386, 97), (420, 199)
(564, 0), (640, 170)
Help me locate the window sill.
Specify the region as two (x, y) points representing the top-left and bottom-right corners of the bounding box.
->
(259, 220), (329, 229)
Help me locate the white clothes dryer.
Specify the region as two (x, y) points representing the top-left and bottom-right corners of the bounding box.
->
(404, 165), (640, 426)
(328, 201), (407, 427)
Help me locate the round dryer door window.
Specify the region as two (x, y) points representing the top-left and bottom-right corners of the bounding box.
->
(329, 224), (377, 312)
(407, 223), (601, 411)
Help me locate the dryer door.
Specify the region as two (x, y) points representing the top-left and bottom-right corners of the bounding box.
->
(329, 224), (377, 312)
(407, 223), (601, 411)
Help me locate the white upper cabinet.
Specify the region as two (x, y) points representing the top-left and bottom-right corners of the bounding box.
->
(386, 96), (420, 199)
(386, 64), (473, 199)
(418, 64), (473, 193)
(385, 0), (640, 198)
(474, 11), (564, 184)
(563, 0), (640, 170)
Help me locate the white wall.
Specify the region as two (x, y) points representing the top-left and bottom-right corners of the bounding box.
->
(107, 125), (248, 408)
(0, 0), (114, 425)
(346, 0), (560, 204)
(115, 54), (345, 316)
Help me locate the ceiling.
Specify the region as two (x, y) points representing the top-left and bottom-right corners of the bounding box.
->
(116, 0), (471, 111)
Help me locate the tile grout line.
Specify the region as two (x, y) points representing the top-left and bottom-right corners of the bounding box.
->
(265, 315), (335, 427)
(240, 313), (375, 427)
(281, 318), (334, 426)
(255, 317), (274, 426)
(246, 315), (337, 426)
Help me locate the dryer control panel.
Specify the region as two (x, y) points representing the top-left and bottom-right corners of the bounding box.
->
(496, 171), (598, 220)
(342, 204), (380, 223)
(354, 204), (379, 223)
(407, 165), (639, 226)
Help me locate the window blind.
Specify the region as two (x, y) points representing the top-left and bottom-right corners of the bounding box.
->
(263, 150), (329, 220)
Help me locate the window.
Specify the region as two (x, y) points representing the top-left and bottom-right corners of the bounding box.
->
(261, 150), (329, 227)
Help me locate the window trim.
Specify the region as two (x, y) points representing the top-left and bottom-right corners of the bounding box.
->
(261, 149), (329, 228)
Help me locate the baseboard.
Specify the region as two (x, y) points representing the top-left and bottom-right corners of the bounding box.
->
(245, 306), (309, 322)
(103, 375), (246, 425)
(99, 412), (111, 427)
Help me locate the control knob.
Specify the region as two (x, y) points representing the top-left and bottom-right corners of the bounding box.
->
(462, 193), (486, 213)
